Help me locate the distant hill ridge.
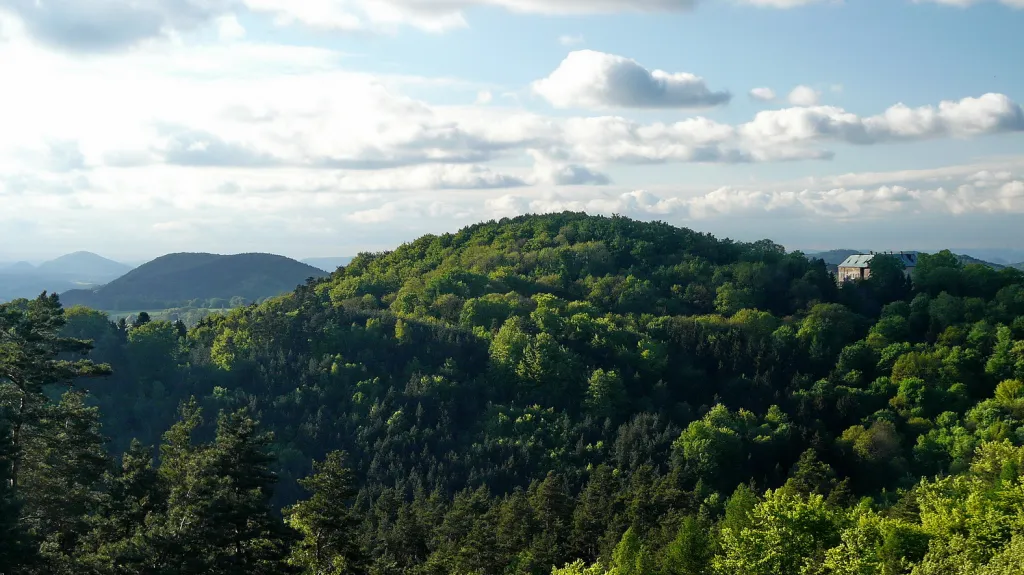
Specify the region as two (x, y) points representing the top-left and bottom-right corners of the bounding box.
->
(37, 251), (132, 278)
(301, 256), (354, 272)
(60, 252), (328, 311)
(1, 251), (133, 303)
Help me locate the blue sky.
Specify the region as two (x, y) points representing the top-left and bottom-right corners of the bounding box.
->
(1, 0), (1023, 263)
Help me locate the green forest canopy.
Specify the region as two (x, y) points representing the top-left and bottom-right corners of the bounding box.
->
(3, 212), (1024, 574)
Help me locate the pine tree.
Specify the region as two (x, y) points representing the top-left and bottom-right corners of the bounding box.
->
(0, 411), (36, 574)
(284, 451), (365, 574)
(78, 440), (164, 574)
(153, 401), (293, 574)
(0, 294), (110, 489)
(20, 391), (110, 574)
(662, 516), (713, 575)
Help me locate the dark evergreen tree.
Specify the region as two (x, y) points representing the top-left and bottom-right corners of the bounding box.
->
(285, 451), (365, 574)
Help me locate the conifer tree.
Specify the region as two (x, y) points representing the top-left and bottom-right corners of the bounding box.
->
(285, 451), (365, 574)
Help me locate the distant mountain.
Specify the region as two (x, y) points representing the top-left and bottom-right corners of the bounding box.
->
(0, 252), (130, 303)
(803, 249), (863, 267)
(37, 251), (132, 280)
(949, 248), (1024, 266)
(301, 256), (354, 272)
(956, 254), (1005, 270)
(60, 252), (329, 311)
(1013, 262), (1024, 271)
(1, 261), (37, 274)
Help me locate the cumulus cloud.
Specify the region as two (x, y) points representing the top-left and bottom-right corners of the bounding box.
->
(4, 35), (1022, 179)
(528, 151), (612, 185)
(750, 87), (776, 102)
(0, 0), (704, 50)
(533, 50), (731, 109)
(0, 0), (234, 51)
(788, 85), (821, 106)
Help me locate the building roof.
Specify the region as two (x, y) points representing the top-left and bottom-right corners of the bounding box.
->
(838, 252), (918, 269)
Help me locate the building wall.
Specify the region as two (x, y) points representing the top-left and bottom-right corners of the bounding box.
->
(838, 266), (867, 282)
(838, 266), (914, 282)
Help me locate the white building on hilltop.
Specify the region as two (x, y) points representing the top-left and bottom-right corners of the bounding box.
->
(837, 252), (918, 282)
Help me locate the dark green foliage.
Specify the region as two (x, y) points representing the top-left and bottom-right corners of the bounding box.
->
(284, 451), (364, 574)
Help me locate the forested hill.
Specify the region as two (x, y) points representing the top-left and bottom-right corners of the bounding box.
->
(5, 212), (1024, 574)
(59, 252), (328, 310)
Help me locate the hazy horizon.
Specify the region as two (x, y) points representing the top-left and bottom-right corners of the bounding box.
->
(3, 233), (1024, 268)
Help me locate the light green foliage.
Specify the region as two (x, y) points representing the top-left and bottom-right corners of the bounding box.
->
(715, 490), (844, 575)
(662, 515), (714, 575)
(552, 559), (610, 575)
(127, 319), (181, 382)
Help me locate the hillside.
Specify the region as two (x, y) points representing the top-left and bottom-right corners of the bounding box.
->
(12, 212), (1019, 574)
(59, 252), (328, 310)
(6, 212), (1024, 568)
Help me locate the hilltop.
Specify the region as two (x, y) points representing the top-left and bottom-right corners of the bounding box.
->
(36, 251), (133, 279)
(60, 252), (328, 310)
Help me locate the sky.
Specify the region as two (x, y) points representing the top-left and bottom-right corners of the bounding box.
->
(1, 0), (1024, 263)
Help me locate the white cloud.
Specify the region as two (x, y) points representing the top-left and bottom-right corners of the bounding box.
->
(750, 87), (776, 102)
(532, 50), (731, 109)
(0, 0), (705, 50)
(485, 172), (1024, 224)
(788, 85), (821, 106)
(559, 34), (584, 46)
(475, 90), (494, 105)
(2, 35), (1021, 179)
(0, 0), (235, 51)
(216, 13), (246, 40)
